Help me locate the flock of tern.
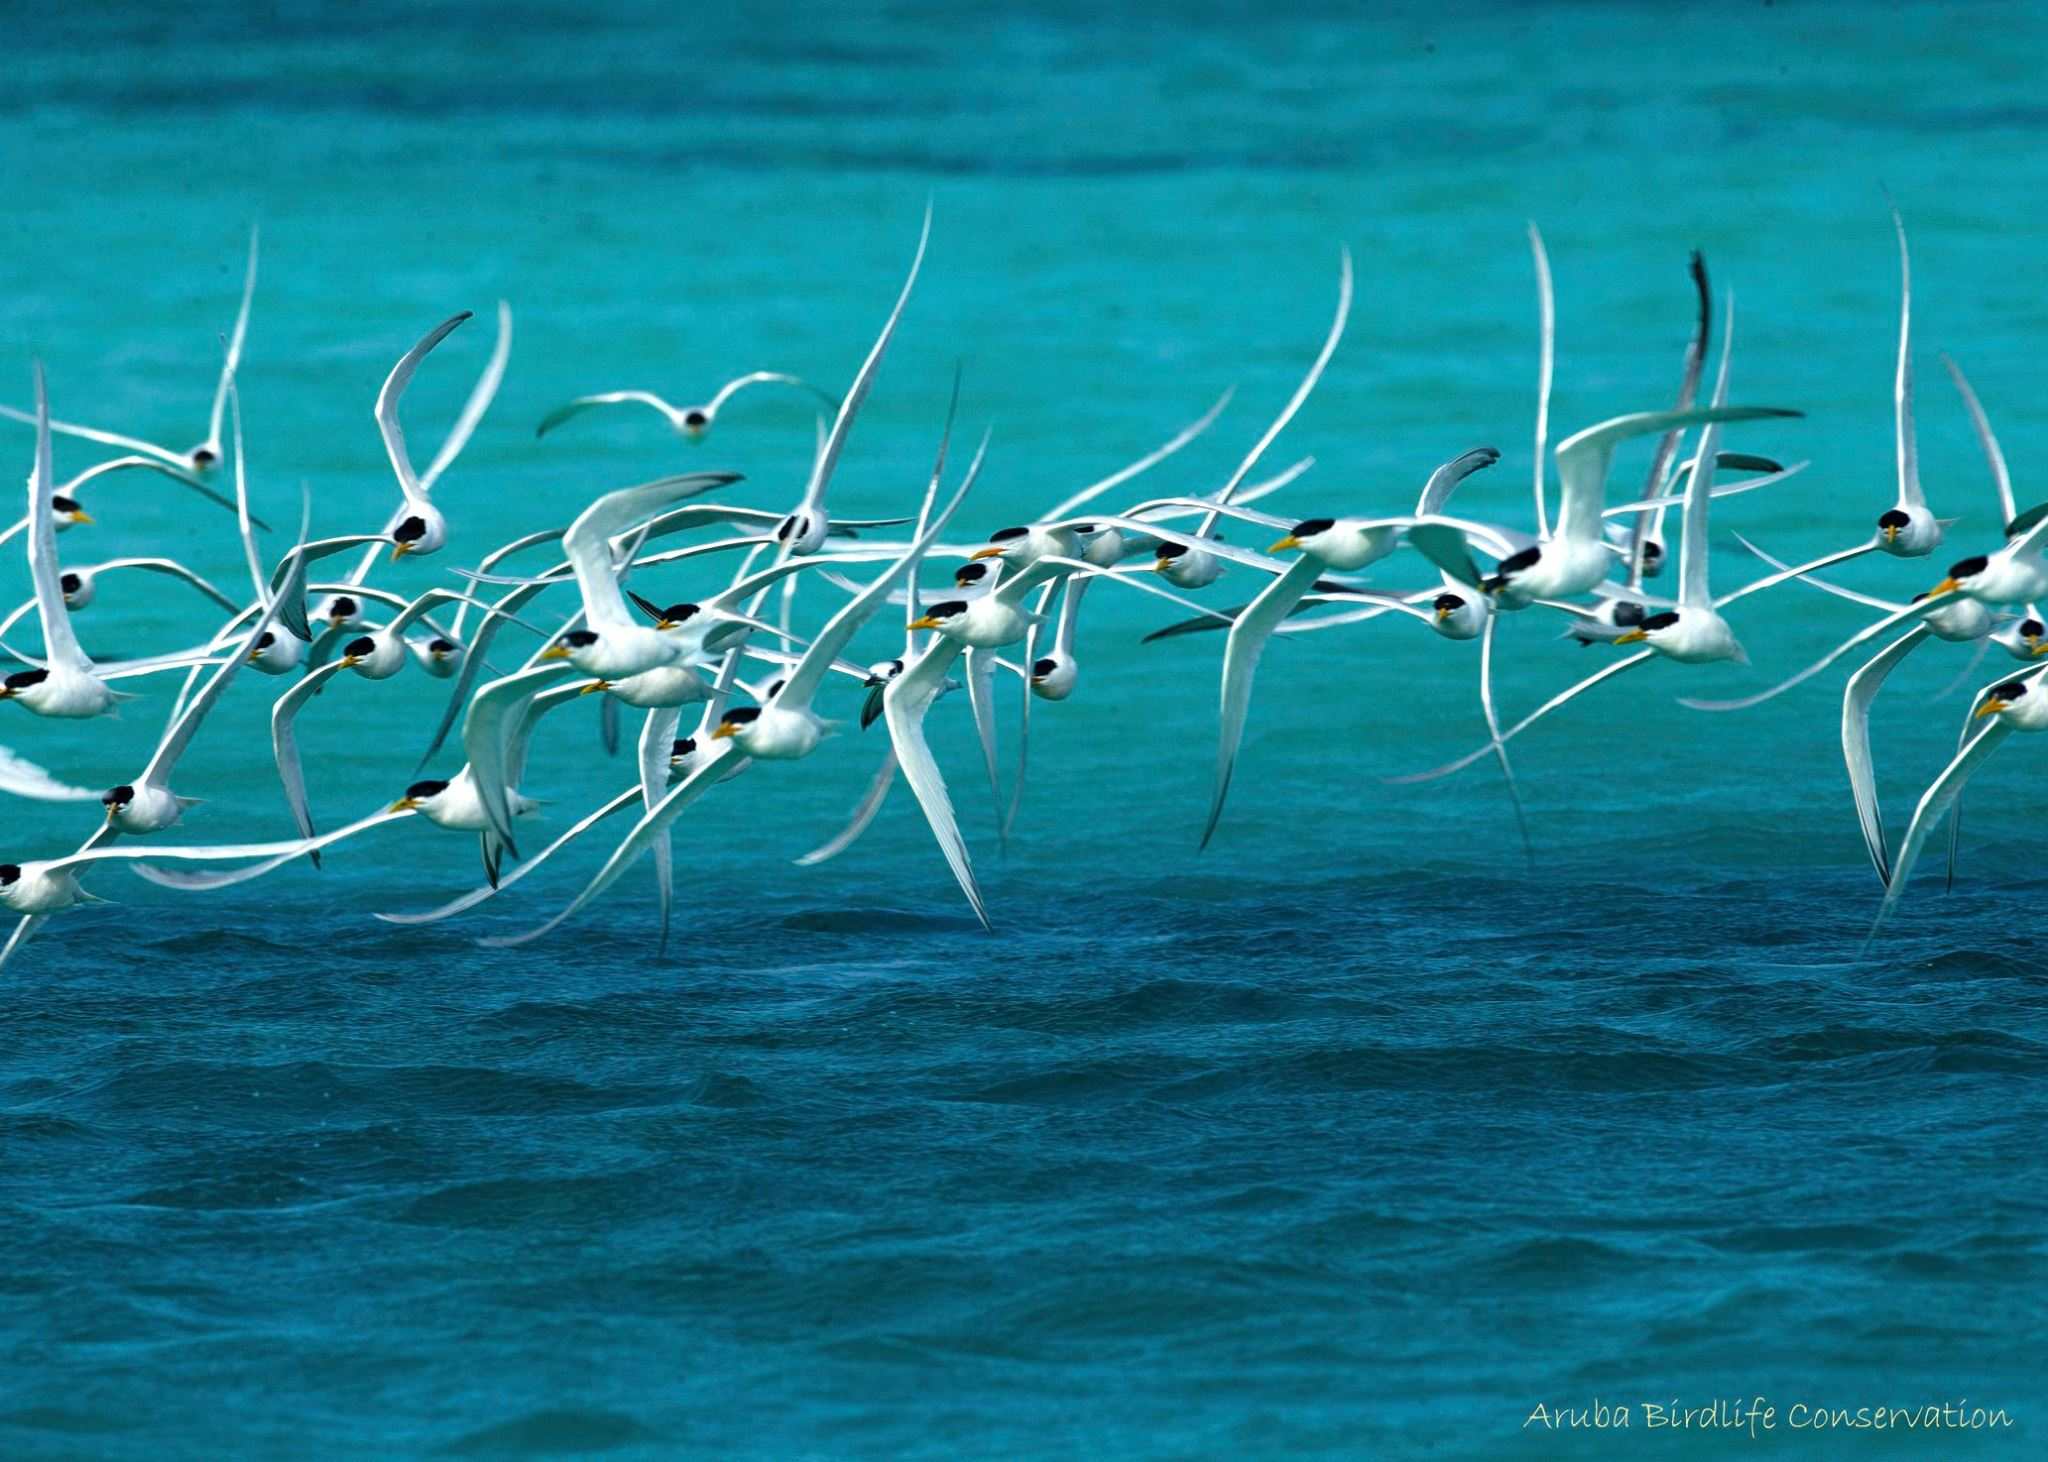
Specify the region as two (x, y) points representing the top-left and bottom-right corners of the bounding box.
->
(3, 205), (2044, 968)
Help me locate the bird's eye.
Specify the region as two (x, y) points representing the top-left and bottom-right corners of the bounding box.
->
(0, 865), (19, 885)
(1993, 681), (2029, 700)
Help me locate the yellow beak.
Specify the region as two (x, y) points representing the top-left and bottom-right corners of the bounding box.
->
(0, 688), (13, 700)
(578, 680), (611, 696)
(539, 644), (572, 661)
(71, 510), (95, 525)
(1975, 698), (2011, 719)
(969, 546), (1007, 560)
(906, 614), (942, 631)
(1270, 535), (1301, 553)
(1613, 628), (1649, 645)
(1930, 578), (1960, 596)
(1433, 608), (1451, 623)
(389, 797), (420, 812)
(2031, 642), (2048, 658)
(654, 620), (678, 631)
(105, 803), (118, 821)
(1883, 524), (1900, 542)
(710, 722), (738, 739)
(391, 542), (414, 561)
(339, 655), (360, 668)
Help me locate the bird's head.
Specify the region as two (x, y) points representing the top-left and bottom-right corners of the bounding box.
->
(1269, 517), (1335, 554)
(51, 494), (92, 527)
(541, 629), (600, 662)
(390, 778), (449, 813)
(0, 668), (49, 701)
(1613, 609), (1680, 645)
(905, 600), (969, 633)
(1977, 679), (2031, 719)
(100, 784), (135, 821)
(669, 735), (699, 769)
(1931, 555), (1988, 597)
(712, 705), (762, 740)
(952, 561), (993, 590)
(971, 525), (1032, 561)
(0, 865), (18, 888)
(863, 658), (904, 688)
(340, 635), (377, 668)
(1878, 508), (1911, 544)
(682, 408), (710, 437)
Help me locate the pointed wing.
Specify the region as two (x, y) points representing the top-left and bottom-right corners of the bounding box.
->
(1890, 204), (1924, 511)
(1201, 555), (1322, 849)
(1553, 406), (1799, 547)
(376, 311), (472, 508)
(1414, 446), (1502, 518)
(883, 638), (988, 928)
(1529, 222), (1556, 539)
(419, 301), (511, 495)
(272, 659), (351, 847)
(1842, 626), (1931, 885)
(26, 365), (92, 674)
(1870, 719), (2017, 938)
(205, 224), (261, 452)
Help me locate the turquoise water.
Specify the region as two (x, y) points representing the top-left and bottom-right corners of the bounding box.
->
(3, 1), (2046, 1455)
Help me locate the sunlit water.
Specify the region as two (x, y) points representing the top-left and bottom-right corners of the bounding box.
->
(1, 2), (2044, 1456)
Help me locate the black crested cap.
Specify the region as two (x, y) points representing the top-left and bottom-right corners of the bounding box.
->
(722, 706), (762, 725)
(1432, 592), (1465, 613)
(1155, 541), (1189, 560)
(2024, 619), (2044, 638)
(1947, 555), (1989, 579)
(428, 638), (455, 653)
(344, 636), (377, 658)
(50, 495), (81, 512)
(1640, 610), (1682, 631)
(1878, 508), (1911, 529)
(774, 513), (810, 542)
(0, 865), (18, 885)
(1641, 539), (1665, 561)
(101, 784), (135, 805)
(671, 736), (697, 756)
(953, 561), (991, 583)
(59, 573), (81, 593)
(684, 408), (708, 426)
(1992, 680), (2030, 700)
(330, 596), (359, 617)
(1289, 517), (1336, 538)
(393, 516), (429, 543)
(1497, 545), (1543, 575)
(1613, 601), (1647, 627)
(5, 669), (49, 689)
(560, 629), (600, 648)
(1032, 657), (1059, 677)
(254, 631), (276, 649)
(404, 778), (449, 800)
(1070, 521), (1097, 534)
(989, 526), (1029, 542)
(925, 600), (968, 618)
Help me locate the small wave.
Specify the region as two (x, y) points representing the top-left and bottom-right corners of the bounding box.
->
(439, 1408), (660, 1456)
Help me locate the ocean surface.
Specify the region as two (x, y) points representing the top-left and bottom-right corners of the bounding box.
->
(2, 1), (2046, 1456)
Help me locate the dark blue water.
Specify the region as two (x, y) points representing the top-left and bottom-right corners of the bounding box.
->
(3, 1), (2046, 1455)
